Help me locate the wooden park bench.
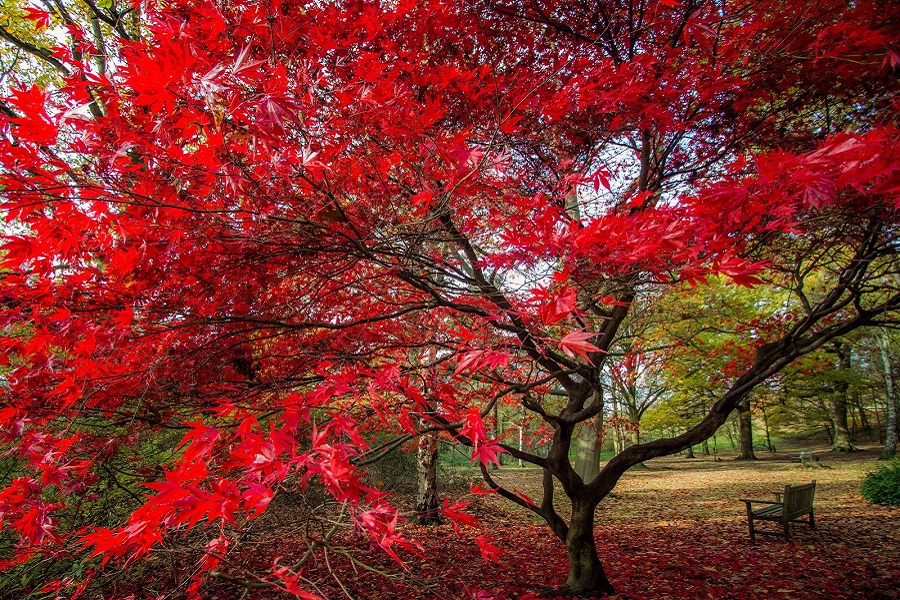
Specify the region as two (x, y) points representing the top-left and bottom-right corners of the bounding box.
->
(741, 480), (816, 542)
(791, 451), (816, 464)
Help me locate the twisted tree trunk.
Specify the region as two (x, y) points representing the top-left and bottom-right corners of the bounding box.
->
(559, 501), (614, 596)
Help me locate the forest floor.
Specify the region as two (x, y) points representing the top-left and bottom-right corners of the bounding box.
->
(227, 445), (899, 600)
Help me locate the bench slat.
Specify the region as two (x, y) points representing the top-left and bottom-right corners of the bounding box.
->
(753, 505), (782, 517)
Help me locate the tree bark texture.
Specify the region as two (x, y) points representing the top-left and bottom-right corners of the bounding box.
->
(830, 395), (856, 452)
(416, 430), (440, 525)
(881, 334), (898, 459)
(574, 414), (604, 483)
(737, 398), (757, 460)
(545, 501), (614, 597)
(830, 343), (856, 452)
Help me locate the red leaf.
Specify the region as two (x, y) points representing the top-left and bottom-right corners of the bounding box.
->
(513, 489), (537, 507)
(454, 350), (510, 376)
(469, 482), (496, 496)
(23, 7), (52, 30)
(557, 330), (602, 363)
(587, 168), (611, 191)
(474, 440), (508, 468)
(460, 409), (487, 446)
(7, 86), (58, 145)
(539, 288), (577, 325)
(475, 534), (504, 563)
(441, 499), (478, 535)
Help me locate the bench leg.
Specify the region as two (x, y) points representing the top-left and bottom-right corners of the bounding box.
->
(809, 510), (815, 530)
(746, 506), (756, 543)
(783, 520), (791, 541)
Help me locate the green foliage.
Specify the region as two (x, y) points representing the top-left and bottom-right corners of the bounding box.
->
(860, 460), (900, 506)
(363, 443), (478, 494)
(364, 445), (418, 494)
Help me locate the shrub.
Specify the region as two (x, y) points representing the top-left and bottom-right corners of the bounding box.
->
(860, 460), (900, 506)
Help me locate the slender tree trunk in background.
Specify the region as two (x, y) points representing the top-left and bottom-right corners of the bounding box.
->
(518, 407), (525, 467)
(701, 438), (710, 456)
(761, 404), (775, 452)
(854, 389), (873, 441)
(737, 398), (757, 460)
(493, 403), (501, 466)
(726, 418), (737, 449)
(831, 342), (856, 452)
(881, 333), (898, 459)
(686, 445), (696, 458)
(873, 400), (884, 443)
(416, 429), (440, 525)
(611, 397), (623, 454)
(824, 422), (835, 445)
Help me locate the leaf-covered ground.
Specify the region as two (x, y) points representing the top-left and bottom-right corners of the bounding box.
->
(213, 447), (899, 599)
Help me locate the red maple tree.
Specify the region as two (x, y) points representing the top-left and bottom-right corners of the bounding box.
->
(1, 0), (898, 596)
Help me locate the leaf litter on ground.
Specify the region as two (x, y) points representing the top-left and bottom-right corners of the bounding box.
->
(213, 448), (899, 600)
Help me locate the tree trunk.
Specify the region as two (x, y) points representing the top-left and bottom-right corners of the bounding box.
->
(540, 392), (614, 597)
(824, 422), (834, 445)
(416, 430), (440, 525)
(737, 398), (757, 460)
(873, 398), (885, 443)
(685, 444), (696, 458)
(761, 403), (775, 452)
(853, 390), (873, 441)
(557, 501), (615, 597)
(830, 342), (856, 453)
(881, 333), (898, 459)
(701, 438), (710, 456)
(518, 407), (526, 467)
(611, 398), (624, 455)
(574, 414), (604, 483)
(725, 418), (737, 449)
(493, 403), (502, 467)
(830, 395), (856, 452)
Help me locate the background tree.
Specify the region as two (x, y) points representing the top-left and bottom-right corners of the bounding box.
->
(639, 279), (793, 459)
(880, 331), (899, 458)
